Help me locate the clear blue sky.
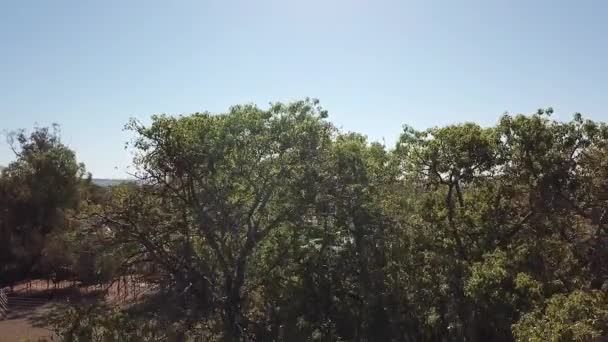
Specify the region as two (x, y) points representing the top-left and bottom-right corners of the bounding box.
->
(1, 0), (607, 178)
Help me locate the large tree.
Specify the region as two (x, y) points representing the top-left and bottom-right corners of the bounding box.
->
(94, 99), (333, 340)
(392, 109), (608, 341)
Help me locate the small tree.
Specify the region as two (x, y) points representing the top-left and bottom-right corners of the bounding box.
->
(0, 124), (86, 284)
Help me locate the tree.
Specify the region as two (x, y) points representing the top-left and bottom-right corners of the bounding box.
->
(513, 290), (608, 341)
(392, 109), (608, 341)
(0, 124), (87, 285)
(93, 99), (333, 340)
(56, 104), (608, 341)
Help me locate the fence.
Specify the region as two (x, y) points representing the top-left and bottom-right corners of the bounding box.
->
(0, 286), (58, 320)
(0, 276), (158, 321)
(0, 287), (8, 318)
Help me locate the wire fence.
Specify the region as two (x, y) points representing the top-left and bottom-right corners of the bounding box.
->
(0, 286), (57, 320)
(0, 276), (158, 321)
(0, 287), (8, 318)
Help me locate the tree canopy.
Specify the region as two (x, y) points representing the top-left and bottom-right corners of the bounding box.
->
(4, 101), (608, 341)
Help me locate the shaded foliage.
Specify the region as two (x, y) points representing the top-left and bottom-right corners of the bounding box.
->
(0, 125), (88, 285)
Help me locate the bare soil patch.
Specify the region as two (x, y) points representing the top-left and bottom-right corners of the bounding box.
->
(0, 278), (154, 342)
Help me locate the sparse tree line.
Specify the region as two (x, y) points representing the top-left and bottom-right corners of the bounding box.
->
(1, 100), (607, 341)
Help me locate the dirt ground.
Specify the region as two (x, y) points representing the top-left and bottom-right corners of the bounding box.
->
(0, 304), (56, 342)
(0, 278), (153, 342)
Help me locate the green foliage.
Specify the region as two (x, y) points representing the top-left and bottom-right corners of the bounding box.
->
(9, 103), (608, 341)
(0, 125), (87, 284)
(513, 290), (608, 341)
(51, 305), (176, 342)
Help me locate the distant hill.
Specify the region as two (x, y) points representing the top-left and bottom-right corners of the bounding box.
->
(92, 178), (132, 187)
